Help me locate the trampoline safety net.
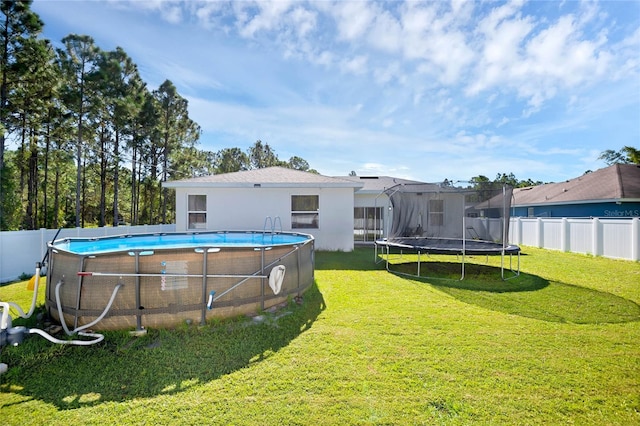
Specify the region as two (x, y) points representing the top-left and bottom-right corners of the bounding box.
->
(383, 181), (514, 244)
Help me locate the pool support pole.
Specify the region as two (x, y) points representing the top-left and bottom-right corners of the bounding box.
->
(135, 252), (142, 332)
(200, 249), (208, 326)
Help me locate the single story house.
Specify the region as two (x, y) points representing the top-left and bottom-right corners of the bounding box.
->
(163, 167), (363, 251)
(512, 164), (640, 218)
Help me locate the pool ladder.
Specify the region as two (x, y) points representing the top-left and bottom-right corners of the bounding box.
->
(263, 216), (282, 236)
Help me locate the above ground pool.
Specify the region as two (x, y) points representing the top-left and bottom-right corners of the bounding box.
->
(46, 231), (315, 331)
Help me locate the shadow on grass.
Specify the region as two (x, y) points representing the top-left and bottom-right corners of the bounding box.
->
(390, 260), (543, 292)
(0, 282), (325, 410)
(391, 261), (640, 324)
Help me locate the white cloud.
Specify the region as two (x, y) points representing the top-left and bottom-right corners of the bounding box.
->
(609, 27), (640, 80)
(33, 0), (640, 184)
(366, 9), (402, 53)
(463, 0), (628, 115)
(476, 0), (525, 35)
(107, 0), (184, 24)
(192, 1), (231, 30)
(340, 55), (368, 75)
(289, 6), (317, 38)
(398, 2), (475, 84)
(373, 61), (401, 85)
(238, 1), (293, 38)
(310, 50), (334, 67)
(469, 4), (529, 93)
(397, 3), (436, 60)
(332, 1), (376, 41)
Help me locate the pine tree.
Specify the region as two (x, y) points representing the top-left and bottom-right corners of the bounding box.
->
(57, 34), (99, 227)
(0, 0), (43, 227)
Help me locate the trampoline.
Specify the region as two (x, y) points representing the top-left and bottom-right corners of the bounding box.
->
(375, 181), (520, 280)
(378, 237), (521, 255)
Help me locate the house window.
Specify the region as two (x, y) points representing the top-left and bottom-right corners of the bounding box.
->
(527, 207), (534, 217)
(188, 195), (207, 229)
(291, 195), (319, 229)
(429, 199), (444, 226)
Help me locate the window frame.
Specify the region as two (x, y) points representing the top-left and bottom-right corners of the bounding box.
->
(187, 194), (207, 230)
(429, 199), (444, 227)
(291, 195), (319, 229)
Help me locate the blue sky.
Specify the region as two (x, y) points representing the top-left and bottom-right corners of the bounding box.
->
(32, 0), (639, 183)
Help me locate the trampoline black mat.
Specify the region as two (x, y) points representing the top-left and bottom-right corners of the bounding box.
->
(376, 237), (520, 255)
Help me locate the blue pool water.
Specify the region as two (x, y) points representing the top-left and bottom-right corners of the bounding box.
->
(52, 231), (313, 255)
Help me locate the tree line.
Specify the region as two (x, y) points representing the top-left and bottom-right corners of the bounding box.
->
(0, 1), (313, 231)
(2, 2), (635, 232)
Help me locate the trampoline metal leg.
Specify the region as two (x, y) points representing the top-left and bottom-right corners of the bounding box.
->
(501, 251), (521, 281)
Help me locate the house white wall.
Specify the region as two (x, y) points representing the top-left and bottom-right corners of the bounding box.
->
(174, 186), (356, 251)
(354, 193), (387, 209)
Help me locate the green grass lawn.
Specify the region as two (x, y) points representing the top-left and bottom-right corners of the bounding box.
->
(1, 247), (639, 425)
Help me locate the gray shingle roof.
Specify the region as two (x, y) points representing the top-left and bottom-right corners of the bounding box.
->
(334, 175), (424, 193)
(513, 164), (640, 206)
(163, 166), (364, 189)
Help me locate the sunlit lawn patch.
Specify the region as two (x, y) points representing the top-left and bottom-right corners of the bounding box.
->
(1, 247), (638, 425)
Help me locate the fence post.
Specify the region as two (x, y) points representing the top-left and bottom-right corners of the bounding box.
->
(591, 218), (601, 257)
(536, 217), (543, 248)
(509, 217), (521, 245)
(632, 217), (639, 261)
(561, 218), (569, 252)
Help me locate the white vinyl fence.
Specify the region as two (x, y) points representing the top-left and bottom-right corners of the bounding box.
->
(0, 224), (175, 283)
(1, 218), (638, 283)
(510, 217), (639, 261)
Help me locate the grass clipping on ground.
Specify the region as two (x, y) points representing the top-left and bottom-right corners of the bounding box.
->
(0, 247), (639, 425)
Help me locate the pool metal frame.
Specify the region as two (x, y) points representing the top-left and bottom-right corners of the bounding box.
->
(46, 231), (315, 331)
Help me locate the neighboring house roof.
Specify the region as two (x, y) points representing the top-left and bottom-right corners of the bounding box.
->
(513, 164), (640, 206)
(335, 175), (424, 194)
(163, 166), (364, 189)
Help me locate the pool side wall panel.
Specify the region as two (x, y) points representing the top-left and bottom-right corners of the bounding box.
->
(45, 238), (314, 331)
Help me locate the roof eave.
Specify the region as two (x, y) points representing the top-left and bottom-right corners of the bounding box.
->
(163, 182), (363, 189)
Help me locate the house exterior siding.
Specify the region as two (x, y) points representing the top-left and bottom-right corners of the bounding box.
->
(513, 202), (640, 218)
(174, 186), (356, 251)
